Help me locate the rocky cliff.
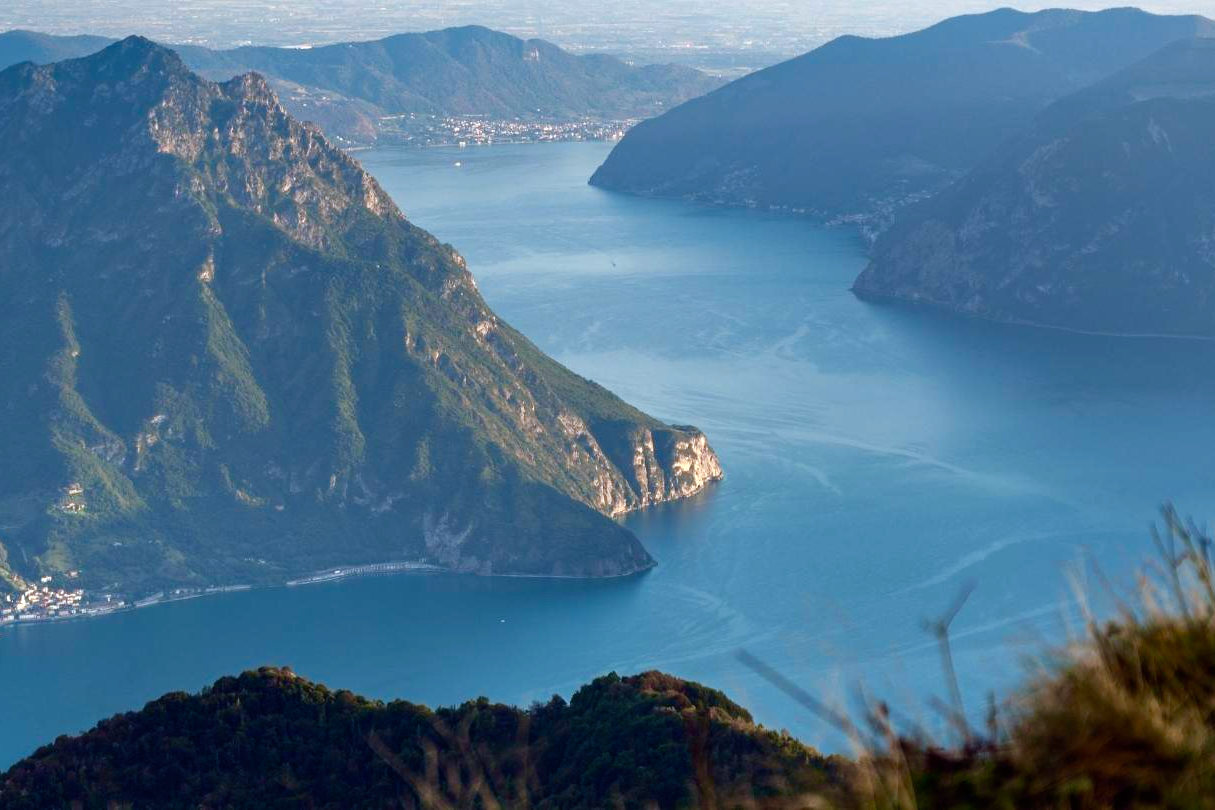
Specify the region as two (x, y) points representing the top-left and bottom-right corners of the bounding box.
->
(0, 38), (722, 593)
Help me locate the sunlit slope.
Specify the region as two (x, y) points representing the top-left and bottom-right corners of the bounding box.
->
(0, 38), (721, 594)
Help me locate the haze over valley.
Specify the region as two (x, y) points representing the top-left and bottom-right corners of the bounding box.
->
(5, 0), (1215, 68)
(0, 27), (721, 146)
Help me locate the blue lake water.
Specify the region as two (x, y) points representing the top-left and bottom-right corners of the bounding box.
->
(5, 141), (1215, 767)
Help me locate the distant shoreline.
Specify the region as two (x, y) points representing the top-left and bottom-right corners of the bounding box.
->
(851, 287), (1215, 343)
(1, 556), (656, 632)
(285, 560), (444, 587)
(1, 584), (257, 631)
(348, 135), (622, 152)
(1, 565), (438, 631)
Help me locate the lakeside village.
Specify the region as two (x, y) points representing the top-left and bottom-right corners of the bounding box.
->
(0, 482), (442, 628)
(379, 113), (636, 147)
(0, 573), (260, 628)
(0, 483), (252, 628)
(0, 563), (439, 628)
(1, 572), (103, 626)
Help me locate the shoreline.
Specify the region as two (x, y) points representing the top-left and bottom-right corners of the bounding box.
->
(1, 482), (724, 631)
(285, 560), (444, 586)
(1, 584), (258, 630)
(0, 555), (660, 631)
(582, 182), (876, 242)
(851, 287), (1215, 343)
(344, 134), (624, 152)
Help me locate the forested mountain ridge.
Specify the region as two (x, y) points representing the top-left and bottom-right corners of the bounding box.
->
(0, 26), (721, 144)
(0, 667), (843, 808)
(855, 37), (1215, 336)
(589, 7), (1215, 235)
(0, 38), (721, 596)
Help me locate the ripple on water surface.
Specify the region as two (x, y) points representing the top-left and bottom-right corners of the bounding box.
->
(4, 142), (1215, 766)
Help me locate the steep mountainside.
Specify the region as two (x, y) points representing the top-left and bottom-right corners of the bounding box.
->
(0, 38), (721, 595)
(0, 667), (842, 808)
(856, 38), (1215, 336)
(0, 27), (721, 144)
(589, 8), (1215, 234)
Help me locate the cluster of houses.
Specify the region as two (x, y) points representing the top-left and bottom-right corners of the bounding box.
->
(1, 573), (90, 624)
(57, 482), (86, 514)
(391, 114), (633, 147)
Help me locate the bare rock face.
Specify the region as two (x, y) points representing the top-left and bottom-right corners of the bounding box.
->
(659, 429), (726, 501)
(0, 38), (722, 593)
(619, 426), (723, 510)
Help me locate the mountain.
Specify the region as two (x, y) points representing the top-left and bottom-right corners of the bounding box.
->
(0, 38), (721, 597)
(179, 27), (720, 124)
(0, 27), (722, 144)
(589, 8), (1215, 234)
(0, 667), (841, 808)
(855, 37), (1215, 336)
(0, 30), (112, 67)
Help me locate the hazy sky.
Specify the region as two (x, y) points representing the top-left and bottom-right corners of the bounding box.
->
(5, 0), (1215, 59)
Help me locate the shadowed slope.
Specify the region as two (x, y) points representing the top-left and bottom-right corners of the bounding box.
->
(590, 8), (1214, 232)
(856, 38), (1215, 336)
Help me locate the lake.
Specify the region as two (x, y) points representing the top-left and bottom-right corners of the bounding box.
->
(4, 141), (1215, 767)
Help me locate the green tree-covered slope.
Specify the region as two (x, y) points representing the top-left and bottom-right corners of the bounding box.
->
(589, 8), (1213, 234)
(0, 667), (842, 809)
(856, 38), (1215, 336)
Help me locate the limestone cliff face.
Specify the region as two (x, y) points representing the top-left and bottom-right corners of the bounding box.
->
(0, 37), (723, 592)
(590, 424), (723, 514)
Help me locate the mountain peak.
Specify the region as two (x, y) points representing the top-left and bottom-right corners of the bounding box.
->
(0, 27), (721, 145)
(84, 34), (187, 78)
(111, 33), (160, 52)
(0, 43), (721, 593)
(219, 69), (279, 104)
(590, 6), (1214, 229)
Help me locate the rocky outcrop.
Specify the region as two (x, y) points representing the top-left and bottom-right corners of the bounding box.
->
(590, 422), (723, 514)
